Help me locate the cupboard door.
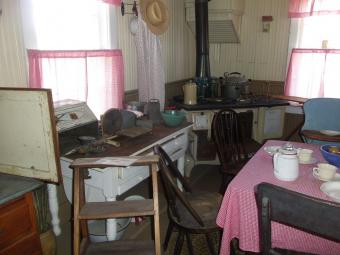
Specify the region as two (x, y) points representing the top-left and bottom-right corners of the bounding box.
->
(0, 193), (42, 255)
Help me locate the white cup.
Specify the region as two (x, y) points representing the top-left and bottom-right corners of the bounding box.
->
(298, 149), (313, 163)
(313, 163), (337, 181)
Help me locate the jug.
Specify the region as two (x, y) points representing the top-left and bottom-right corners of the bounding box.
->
(273, 147), (299, 181)
(183, 82), (197, 105)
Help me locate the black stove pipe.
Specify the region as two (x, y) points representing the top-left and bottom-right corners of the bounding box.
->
(195, 0), (210, 78)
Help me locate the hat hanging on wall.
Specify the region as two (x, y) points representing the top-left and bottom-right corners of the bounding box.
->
(140, 0), (169, 35)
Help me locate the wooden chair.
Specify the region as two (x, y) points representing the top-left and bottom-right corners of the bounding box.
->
(300, 98), (340, 146)
(153, 145), (222, 255)
(212, 108), (261, 193)
(70, 155), (161, 255)
(255, 182), (340, 255)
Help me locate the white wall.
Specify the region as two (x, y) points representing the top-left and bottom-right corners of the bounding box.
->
(116, 0), (196, 91)
(209, 0), (290, 81)
(0, 0), (27, 87)
(0, 0), (290, 89)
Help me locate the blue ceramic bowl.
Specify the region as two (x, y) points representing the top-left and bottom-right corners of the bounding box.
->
(320, 144), (340, 167)
(161, 111), (186, 127)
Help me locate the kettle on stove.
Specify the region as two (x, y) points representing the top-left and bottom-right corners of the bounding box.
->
(273, 144), (299, 181)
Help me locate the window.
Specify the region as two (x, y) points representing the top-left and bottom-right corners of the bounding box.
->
(285, 0), (340, 98)
(22, 0), (124, 117)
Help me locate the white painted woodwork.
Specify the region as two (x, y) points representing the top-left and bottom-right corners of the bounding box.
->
(185, 0), (245, 43)
(209, 0), (290, 81)
(0, 0), (27, 87)
(0, 89), (60, 183)
(59, 125), (192, 240)
(116, 0), (196, 90)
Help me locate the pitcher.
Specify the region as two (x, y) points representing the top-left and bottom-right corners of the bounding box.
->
(273, 147), (299, 181)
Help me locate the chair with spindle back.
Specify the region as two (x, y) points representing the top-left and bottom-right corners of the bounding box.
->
(154, 145), (222, 255)
(212, 108), (261, 193)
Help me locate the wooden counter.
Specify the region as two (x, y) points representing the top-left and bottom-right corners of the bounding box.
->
(301, 130), (340, 142)
(67, 122), (193, 159)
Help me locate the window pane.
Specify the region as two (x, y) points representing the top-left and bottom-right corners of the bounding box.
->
(30, 0), (110, 50)
(298, 15), (340, 48)
(41, 58), (87, 100)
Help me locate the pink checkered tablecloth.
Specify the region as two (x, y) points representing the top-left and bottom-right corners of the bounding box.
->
(216, 140), (340, 255)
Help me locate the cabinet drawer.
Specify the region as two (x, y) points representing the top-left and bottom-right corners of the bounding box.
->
(161, 133), (187, 156)
(119, 165), (149, 182)
(0, 233), (41, 255)
(0, 193), (41, 255)
(0, 197), (34, 249)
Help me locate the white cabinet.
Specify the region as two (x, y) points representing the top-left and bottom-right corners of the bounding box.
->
(256, 106), (286, 143)
(185, 106), (286, 161)
(59, 125), (191, 240)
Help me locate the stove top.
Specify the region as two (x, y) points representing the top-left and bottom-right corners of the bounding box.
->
(173, 95), (289, 111)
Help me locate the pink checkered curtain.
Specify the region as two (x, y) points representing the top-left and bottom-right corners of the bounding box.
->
(289, 0), (340, 18)
(100, 0), (121, 6)
(28, 49), (124, 117)
(285, 49), (340, 98)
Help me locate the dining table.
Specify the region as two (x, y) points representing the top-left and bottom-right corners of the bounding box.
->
(216, 140), (340, 255)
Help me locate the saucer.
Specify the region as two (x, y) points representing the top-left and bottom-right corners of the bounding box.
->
(299, 157), (317, 164)
(313, 170), (340, 182)
(264, 146), (281, 156)
(320, 181), (340, 202)
(320, 130), (340, 136)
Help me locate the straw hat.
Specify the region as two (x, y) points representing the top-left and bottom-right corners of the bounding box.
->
(140, 0), (169, 35)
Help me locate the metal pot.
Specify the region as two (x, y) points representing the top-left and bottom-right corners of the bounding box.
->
(144, 99), (162, 124)
(221, 72), (249, 99)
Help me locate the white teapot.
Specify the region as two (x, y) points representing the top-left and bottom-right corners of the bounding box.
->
(273, 146), (299, 181)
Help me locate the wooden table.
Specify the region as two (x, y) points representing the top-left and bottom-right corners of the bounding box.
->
(216, 140), (340, 255)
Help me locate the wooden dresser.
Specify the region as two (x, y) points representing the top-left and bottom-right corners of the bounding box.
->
(0, 174), (43, 255)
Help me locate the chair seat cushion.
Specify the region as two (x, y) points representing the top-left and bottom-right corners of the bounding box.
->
(174, 191), (222, 230)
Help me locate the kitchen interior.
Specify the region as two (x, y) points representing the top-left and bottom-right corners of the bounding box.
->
(2, 0), (336, 255)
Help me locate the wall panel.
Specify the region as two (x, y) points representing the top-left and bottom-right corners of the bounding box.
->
(209, 0), (290, 81)
(0, 0), (27, 87)
(116, 0), (195, 91)
(1, 0), (289, 90)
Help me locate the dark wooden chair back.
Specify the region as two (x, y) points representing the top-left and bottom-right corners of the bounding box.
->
(153, 145), (205, 226)
(153, 144), (192, 192)
(256, 183), (340, 254)
(212, 108), (244, 171)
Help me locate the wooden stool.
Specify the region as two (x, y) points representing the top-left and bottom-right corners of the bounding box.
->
(70, 155), (161, 255)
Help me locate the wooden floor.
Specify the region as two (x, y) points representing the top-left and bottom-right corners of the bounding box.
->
(55, 164), (222, 255)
